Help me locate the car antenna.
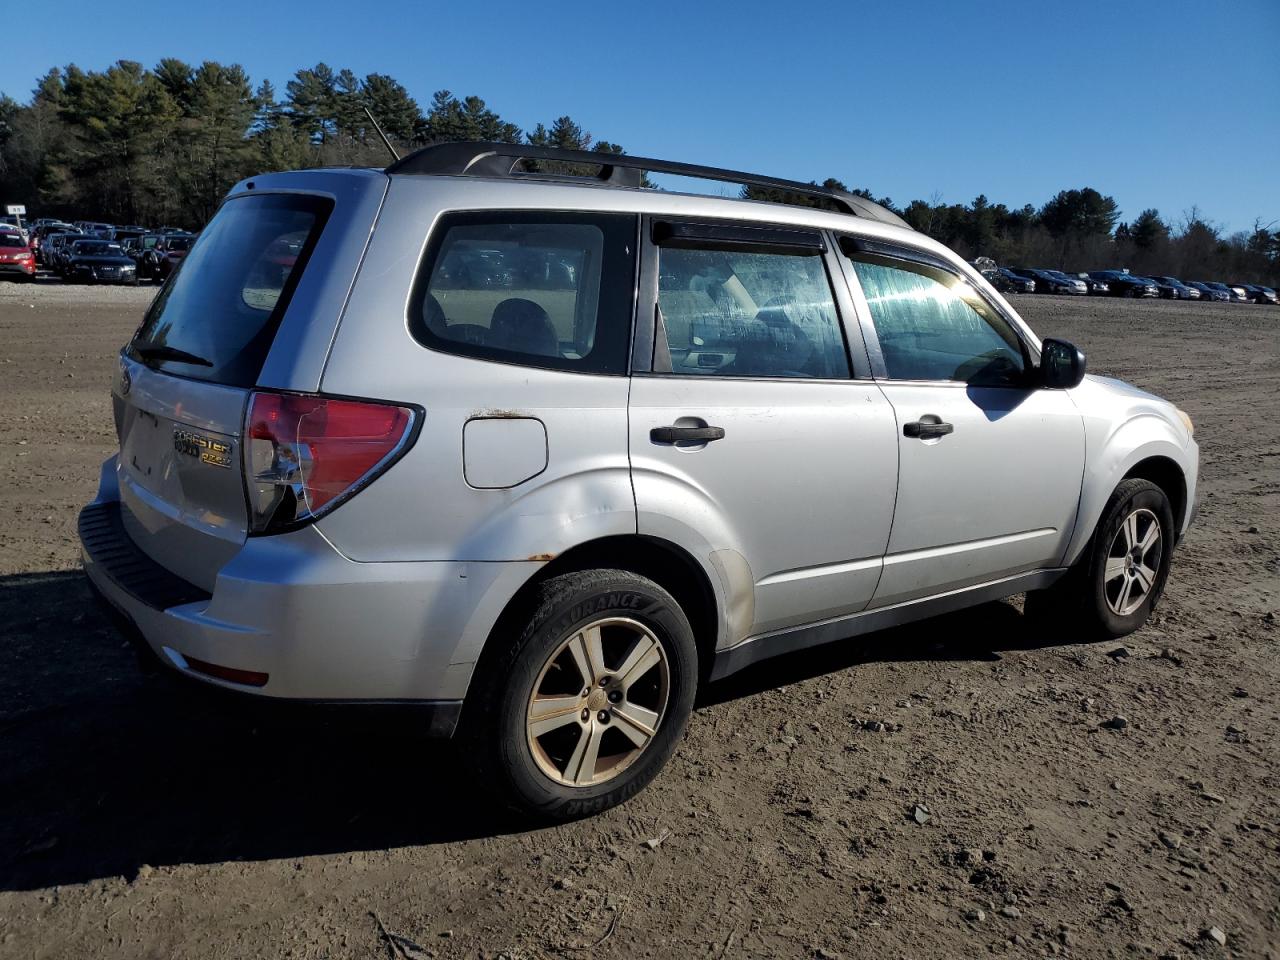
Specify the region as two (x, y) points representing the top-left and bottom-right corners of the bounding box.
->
(363, 106), (400, 162)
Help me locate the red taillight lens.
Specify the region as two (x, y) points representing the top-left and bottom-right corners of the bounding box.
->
(244, 391), (416, 535)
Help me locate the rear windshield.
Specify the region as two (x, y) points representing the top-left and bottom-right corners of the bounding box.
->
(128, 194), (332, 386)
(0, 235), (24, 248)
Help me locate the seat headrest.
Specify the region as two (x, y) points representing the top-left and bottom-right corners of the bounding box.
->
(490, 298), (559, 358)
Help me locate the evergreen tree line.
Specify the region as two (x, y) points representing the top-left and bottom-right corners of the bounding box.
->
(1, 59), (1276, 285)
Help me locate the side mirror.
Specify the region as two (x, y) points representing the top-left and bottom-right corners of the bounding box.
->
(1040, 337), (1086, 389)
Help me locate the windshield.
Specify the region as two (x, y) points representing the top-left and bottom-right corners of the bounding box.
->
(0, 235), (25, 248)
(166, 237), (194, 252)
(129, 193), (332, 387)
(74, 242), (123, 256)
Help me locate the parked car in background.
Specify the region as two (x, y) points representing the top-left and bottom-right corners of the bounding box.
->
(1009, 268), (1087, 294)
(1186, 281), (1228, 302)
(1087, 271), (1159, 298)
(78, 142), (1201, 819)
(111, 226), (148, 245)
(1043, 269), (1089, 295)
(1139, 277), (1182, 299)
(61, 239), (138, 284)
(981, 267), (1035, 294)
(31, 222), (76, 264)
(1198, 281), (1245, 303)
(1232, 283), (1277, 305)
(1073, 273), (1111, 295)
(151, 233), (196, 280)
(0, 232), (36, 281)
(0, 216), (29, 242)
(122, 234), (164, 278)
(1151, 276), (1199, 300)
(44, 231), (84, 273)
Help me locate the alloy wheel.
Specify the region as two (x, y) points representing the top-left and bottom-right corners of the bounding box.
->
(525, 617), (670, 787)
(1103, 507), (1162, 616)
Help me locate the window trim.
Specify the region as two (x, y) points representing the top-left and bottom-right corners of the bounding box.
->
(406, 209), (640, 377)
(652, 219), (826, 255)
(836, 235), (1041, 385)
(632, 215), (869, 382)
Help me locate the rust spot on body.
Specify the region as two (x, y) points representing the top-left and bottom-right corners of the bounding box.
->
(527, 553), (555, 562)
(473, 409), (527, 419)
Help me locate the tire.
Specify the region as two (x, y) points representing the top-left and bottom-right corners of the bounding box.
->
(1026, 478), (1175, 639)
(463, 569), (698, 821)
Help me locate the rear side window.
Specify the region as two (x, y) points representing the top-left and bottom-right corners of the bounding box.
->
(129, 194), (332, 386)
(409, 212), (637, 375)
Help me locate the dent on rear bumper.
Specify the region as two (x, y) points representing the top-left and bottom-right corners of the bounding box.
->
(82, 482), (531, 704)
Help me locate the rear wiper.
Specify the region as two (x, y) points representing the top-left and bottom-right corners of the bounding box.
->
(132, 344), (213, 367)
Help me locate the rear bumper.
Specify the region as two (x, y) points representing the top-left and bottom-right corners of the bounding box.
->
(79, 471), (533, 727)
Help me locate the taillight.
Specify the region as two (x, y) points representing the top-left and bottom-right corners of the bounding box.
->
(243, 391), (417, 535)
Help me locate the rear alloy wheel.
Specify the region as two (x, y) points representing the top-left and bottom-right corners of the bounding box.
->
(466, 569), (697, 820)
(526, 617), (669, 787)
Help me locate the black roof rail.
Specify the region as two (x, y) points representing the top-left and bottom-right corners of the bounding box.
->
(385, 141), (910, 229)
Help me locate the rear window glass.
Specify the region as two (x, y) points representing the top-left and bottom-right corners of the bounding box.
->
(409, 212), (637, 375)
(0, 235), (24, 248)
(128, 194), (332, 387)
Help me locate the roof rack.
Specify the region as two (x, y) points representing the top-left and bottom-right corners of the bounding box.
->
(386, 142), (910, 229)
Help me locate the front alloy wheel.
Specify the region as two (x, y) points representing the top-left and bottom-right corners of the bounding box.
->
(1025, 477), (1175, 639)
(1102, 507), (1162, 616)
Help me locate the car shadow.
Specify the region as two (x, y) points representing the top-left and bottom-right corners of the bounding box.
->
(699, 596), (1085, 707)
(0, 569), (1088, 892)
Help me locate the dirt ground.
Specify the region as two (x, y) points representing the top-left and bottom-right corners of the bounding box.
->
(0, 278), (1277, 960)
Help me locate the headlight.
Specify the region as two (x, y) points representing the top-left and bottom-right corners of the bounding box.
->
(1176, 408), (1194, 437)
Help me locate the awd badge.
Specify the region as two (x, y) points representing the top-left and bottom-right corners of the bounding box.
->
(173, 427), (233, 469)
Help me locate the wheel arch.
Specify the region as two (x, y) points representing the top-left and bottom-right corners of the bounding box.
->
(1122, 455), (1187, 535)
(470, 534), (724, 688)
(1064, 426), (1191, 567)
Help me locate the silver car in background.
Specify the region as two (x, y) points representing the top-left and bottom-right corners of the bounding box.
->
(80, 143), (1200, 818)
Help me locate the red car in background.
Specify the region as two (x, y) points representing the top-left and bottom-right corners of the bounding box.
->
(0, 231), (36, 281)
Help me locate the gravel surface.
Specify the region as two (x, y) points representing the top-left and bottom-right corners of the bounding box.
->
(0, 281), (1277, 959)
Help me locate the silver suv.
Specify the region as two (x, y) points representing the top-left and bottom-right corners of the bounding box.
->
(80, 143), (1200, 818)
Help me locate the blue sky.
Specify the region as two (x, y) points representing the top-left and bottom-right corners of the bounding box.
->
(4, 0), (1277, 233)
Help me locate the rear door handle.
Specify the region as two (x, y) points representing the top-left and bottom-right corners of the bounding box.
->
(903, 419), (953, 440)
(650, 425), (726, 444)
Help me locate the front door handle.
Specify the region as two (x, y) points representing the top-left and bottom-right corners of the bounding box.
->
(650, 424), (726, 444)
(903, 418), (953, 440)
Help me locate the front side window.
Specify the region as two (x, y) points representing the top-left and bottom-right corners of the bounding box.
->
(655, 245), (849, 378)
(849, 251), (1027, 385)
(410, 212), (636, 375)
